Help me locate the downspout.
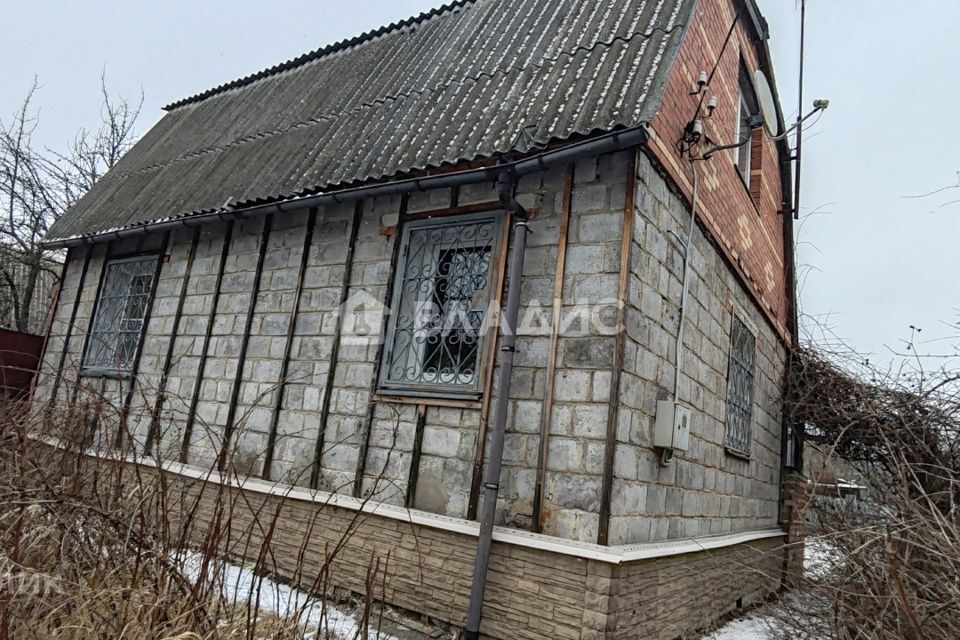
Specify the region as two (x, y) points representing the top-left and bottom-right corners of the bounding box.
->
(464, 171), (529, 640)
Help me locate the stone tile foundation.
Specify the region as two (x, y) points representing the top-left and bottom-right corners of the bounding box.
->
(101, 451), (784, 640)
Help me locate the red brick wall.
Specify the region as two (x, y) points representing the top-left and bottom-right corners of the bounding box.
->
(647, 0), (791, 342)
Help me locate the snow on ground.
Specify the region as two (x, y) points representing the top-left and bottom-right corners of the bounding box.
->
(700, 615), (774, 640)
(697, 536), (837, 640)
(803, 536), (840, 579)
(176, 550), (397, 640)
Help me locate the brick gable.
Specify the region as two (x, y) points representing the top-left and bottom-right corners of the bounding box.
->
(646, 0), (791, 342)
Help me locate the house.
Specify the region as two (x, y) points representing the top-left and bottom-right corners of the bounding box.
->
(34, 0), (802, 637)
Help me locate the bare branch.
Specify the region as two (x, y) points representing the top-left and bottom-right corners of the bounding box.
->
(0, 74), (141, 332)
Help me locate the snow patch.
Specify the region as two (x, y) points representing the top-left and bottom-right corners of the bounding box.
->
(803, 536), (840, 579)
(699, 537), (838, 639)
(700, 615), (774, 640)
(176, 550), (396, 640)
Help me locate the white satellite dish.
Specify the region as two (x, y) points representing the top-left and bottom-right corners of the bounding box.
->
(753, 69), (780, 137)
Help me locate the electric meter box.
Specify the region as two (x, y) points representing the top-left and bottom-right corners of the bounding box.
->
(654, 400), (691, 451)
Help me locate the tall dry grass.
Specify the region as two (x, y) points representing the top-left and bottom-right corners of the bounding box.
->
(0, 382), (402, 640)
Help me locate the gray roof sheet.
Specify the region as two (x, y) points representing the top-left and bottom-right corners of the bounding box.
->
(47, 0), (695, 242)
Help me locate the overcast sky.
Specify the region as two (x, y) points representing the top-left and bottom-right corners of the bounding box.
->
(3, 0), (959, 365)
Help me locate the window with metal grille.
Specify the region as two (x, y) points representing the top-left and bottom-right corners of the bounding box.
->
(725, 314), (757, 455)
(83, 256), (158, 373)
(380, 212), (503, 397)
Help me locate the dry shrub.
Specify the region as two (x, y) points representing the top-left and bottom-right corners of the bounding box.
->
(777, 345), (960, 640)
(0, 390), (395, 640)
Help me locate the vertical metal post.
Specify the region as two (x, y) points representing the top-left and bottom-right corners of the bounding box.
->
(218, 214), (273, 472)
(117, 231), (171, 449)
(263, 208), (317, 481)
(181, 222), (234, 463)
(146, 227), (201, 455)
(793, 0), (806, 221)
(464, 205), (529, 640)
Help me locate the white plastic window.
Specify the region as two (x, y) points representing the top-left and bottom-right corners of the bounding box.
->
(735, 95), (753, 187)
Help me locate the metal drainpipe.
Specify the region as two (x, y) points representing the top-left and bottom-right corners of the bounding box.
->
(464, 171), (529, 640)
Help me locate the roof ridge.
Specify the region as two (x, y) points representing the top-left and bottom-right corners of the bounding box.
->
(162, 0), (476, 111)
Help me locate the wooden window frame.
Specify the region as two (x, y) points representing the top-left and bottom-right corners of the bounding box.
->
(724, 313), (757, 458)
(377, 209), (506, 401)
(81, 253), (161, 378)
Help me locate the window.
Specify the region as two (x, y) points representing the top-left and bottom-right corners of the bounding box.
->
(725, 314), (756, 455)
(84, 255), (158, 373)
(785, 421), (798, 468)
(380, 212), (503, 397)
(734, 94), (754, 187)
(734, 63), (759, 189)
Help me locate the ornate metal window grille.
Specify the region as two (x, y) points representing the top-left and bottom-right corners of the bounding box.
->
(725, 315), (756, 454)
(84, 256), (158, 373)
(380, 213), (503, 396)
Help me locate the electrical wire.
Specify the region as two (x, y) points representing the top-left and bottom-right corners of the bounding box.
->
(660, 153), (701, 467)
(675, 13), (743, 162)
(662, 10), (746, 466)
(690, 13), (741, 123)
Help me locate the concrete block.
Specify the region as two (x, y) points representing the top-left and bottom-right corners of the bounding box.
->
(547, 438), (582, 472)
(561, 337), (614, 369)
(421, 426), (460, 457)
(572, 404), (608, 439)
(554, 370), (591, 402)
(565, 245), (604, 274)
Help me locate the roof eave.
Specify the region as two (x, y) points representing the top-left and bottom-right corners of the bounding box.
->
(42, 125), (649, 250)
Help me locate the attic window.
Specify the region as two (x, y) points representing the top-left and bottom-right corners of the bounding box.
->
(735, 96), (754, 186)
(379, 212), (503, 398)
(724, 314), (757, 456)
(83, 255), (158, 374)
(734, 64), (760, 189)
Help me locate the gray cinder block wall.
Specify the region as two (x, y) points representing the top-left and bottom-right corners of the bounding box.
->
(33, 147), (786, 546)
(607, 152), (786, 545)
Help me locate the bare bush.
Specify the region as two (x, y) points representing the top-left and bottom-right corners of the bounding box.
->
(0, 383), (408, 640)
(775, 344), (960, 640)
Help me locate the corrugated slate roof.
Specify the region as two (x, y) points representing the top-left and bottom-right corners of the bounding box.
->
(47, 0), (695, 242)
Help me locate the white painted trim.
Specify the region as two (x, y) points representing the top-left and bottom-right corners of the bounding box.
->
(34, 437), (784, 565)
(618, 528), (785, 561)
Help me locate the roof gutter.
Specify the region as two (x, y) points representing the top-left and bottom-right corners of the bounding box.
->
(42, 126), (648, 250)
